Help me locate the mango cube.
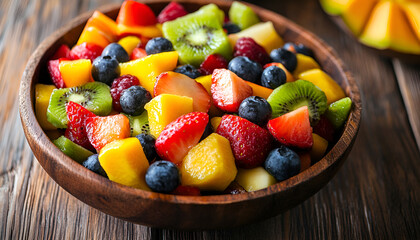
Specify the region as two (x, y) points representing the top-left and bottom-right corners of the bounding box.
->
(246, 81), (273, 99)
(310, 133), (329, 162)
(235, 167), (277, 192)
(118, 36), (141, 55)
(59, 59), (92, 88)
(77, 26), (111, 48)
(35, 84), (57, 130)
(293, 54), (320, 79)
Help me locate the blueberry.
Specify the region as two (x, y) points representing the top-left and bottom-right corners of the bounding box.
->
(261, 65), (286, 89)
(238, 96), (272, 126)
(223, 22), (241, 34)
(228, 56), (262, 83)
(135, 133), (156, 162)
(145, 37), (174, 55)
(145, 160), (180, 193)
(120, 85), (152, 116)
(102, 43), (130, 63)
(82, 154), (108, 178)
(295, 43), (314, 58)
(283, 42), (297, 53)
(270, 48), (297, 72)
(174, 64), (201, 79)
(264, 146), (301, 182)
(91, 56), (120, 86)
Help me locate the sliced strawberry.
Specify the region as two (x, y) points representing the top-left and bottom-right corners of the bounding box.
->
(313, 115), (335, 142)
(155, 112), (209, 165)
(154, 72), (211, 113)
(211, 69), (252, 112)
(172, 185), (201, 196)
(85, 114), (131, 152)
(157, 1), (188, 23)
(267, 106), (313, 149)
(130, 47), (147, 60)
(199, 54), (228, 76)
(216, 115), (272, 168)
(51, 44), (73, 60)
(116, 0), (157, 26)
(65, 101), (96, 150)
(70, 42), (103, 62)
(47, 58), (70, 88)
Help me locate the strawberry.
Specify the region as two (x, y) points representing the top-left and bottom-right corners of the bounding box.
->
(130, 47), (147, 60)
(199, 54), (228, 75)
(86, 114), (131, 152)
(211, 69), (252, 112)
(70, 42), (103, 62)
(157, 1), (188, 23)
(172, 185), (201, 196)
(65, 101), (96, 150)
(216, 115), (272, 168)
(155, 112), (209, 165)
(313, 115), (335, 142)
(267, 106), (313, 149)
(116, 0), (157, 26)
(51, 44), (73, 60)
(154, 72), (211, 113)
(47, 58), (70, 88)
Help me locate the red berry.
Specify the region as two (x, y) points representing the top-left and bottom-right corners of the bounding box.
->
(234, 37), (270, 65)
(157, 1), (188, 23)
(65, 101), (96, 151)
(47, 58), (70, 88)
(155, 112), (209, 165)
(172, 185), (201, 196)
(51, 44), (73, 60)
(313, 115), (335, 142)
(216, 115), (272, 168)
(199, 54), (228, 75)
(71, 42), (103, 62)
(110, 75), (140, 112)
(130, 47), (147, 60)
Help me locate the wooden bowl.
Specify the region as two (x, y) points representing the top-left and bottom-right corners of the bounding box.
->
(19, 0), (361, 229)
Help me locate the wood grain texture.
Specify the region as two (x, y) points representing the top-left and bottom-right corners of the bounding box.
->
(1, 0), (420, 238)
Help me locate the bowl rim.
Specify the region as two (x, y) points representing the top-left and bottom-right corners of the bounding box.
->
(19, 0), (362, 207)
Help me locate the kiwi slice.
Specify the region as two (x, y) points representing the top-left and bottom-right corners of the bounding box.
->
(325, 97), (352, 129)
(267, 80), (327, 123)
(162, 10), (232, 67)
(229, 1), (260, 30)
(123, 111), (150, 137)
(53, 136), (94, 163)
(46, 82), (112, 128)
(197, 4), (225, 25)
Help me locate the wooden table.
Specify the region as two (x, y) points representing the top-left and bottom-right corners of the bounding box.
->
(1, 0), (419, 238)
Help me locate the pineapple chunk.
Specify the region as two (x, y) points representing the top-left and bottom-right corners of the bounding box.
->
(235, 167), (277, 192)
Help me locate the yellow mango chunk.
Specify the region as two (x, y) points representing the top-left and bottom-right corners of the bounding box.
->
(402, 2), (420, 42)
(229, 21), (284, 54)
(210, 117), (222, 131)
(341, 0), (378, 36)
(144, 94), (193, 138)
(320, 0), (351, 15)
(293, 54), (320, 79)
(246, 81), (273, 99)
(359, 1), (420, 54)
(99, 138), (150, 190)
(195, 75), (212, 94)
(77, 26), (111, 48)
(181, 133), (237, 191)
(35, 84), (57, 130)
(59, 59), (92, 88)
(310, 133), (329, 162)
(298, 69), (346, 104)
(85, 11), (118, 41)
(117, 24), (163, 39)
(118, 36), (141, 55)
(119, 51), (178, 95)
(235, 167), (277, 192)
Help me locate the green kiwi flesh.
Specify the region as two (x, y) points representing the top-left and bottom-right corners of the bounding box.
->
(162, 6), (232, 67)
(325, 97), (352, 129)
(47, 82), (112, 128)
(123, 111), (150, 136)
(53, 136), (94, 163)
(267, 80), (328, 123)
(229, 1), (260, 30)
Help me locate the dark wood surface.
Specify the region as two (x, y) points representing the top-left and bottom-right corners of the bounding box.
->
(1, 0), (419, 238)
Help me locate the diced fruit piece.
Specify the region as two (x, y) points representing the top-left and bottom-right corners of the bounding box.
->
(228, 21), (284, 54)
(298, 69), (346, 105)
(59, 59), (92, 88)
(111, 74), (140, 112)
(125, 111), (150, 137)
(180, 133), (237, 191)
(53, 136), (94, 163)
(261, 65), (286, 89)
(199, 54), (228, 76)
(86, 114), (131, 152)
(51, 44), (73, 60)
(35, 84), (57, 130)
(145, 160), (180, 193)
(162, 11), (232, 67)
(320, 0), (350, 15)
(116, 0), (157, 26)
(341, 0), (378, 36)
(264, 62), (295, 83)
(82, 154), (108, 178)
(238, 96), (272, 126)
(246, 81), (273, 99)
(157, 1), (188, 23)
(313, 115), (335, 142)
(120, 86), (152, 116)
(47, 82), (112, 128)
(130, 47), (147, 60)
(102, 43), (130, 63)
(92, 56), (121, 86)
(264, 146), (301, 182)
(359, 1), (420, 54)
(270, 48), (297, 72)
(154, 71), (211, 113)
(155, 112), (209, 165)
(267, 80), (328, 123)
(228, 56), (263, 83)
(403, 3), (420, 41)
(116, 24), (163, 39)
(293, 53), (320, 78)
(325, 97), (352, 129)
(235, 167), (277, 192)
(210, 117), (222, 131)
(144, 94), (193, 138)
(118, 36), (141, 55)
(229, 1), (260, 30)
(70, 42), (103, 62)
(99, 137), (150, 190)
(267, 106), (313, 149)
(216, 115), (272, 168)
(310, 133), (329, 162)
(233, 37), (269, 65)
(211, 69), (253, 112)
(65, 101), (96, 150)
(172, 185), (201, 196)
(86, 11), (118, 38)
(77, 26), (111, 49)
(135, 133), (156, 162)
(195, 75), (212, 94)
(48, 59), (67, 88)
(119, 51), (178, 95)
(174, 64), (201, 79)
(298, 152), (311, 172)
(196, 4), (225, 25)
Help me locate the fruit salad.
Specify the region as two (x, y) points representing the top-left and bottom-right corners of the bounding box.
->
(35, 0), (353, 195)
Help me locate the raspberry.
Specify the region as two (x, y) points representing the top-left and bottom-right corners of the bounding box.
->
(233, 37), (270, 65)
(110, 75), (140, 112)
(157, 1), (188, 23)
(199, 54), (228, 75)
(71, 42), (103, 62)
